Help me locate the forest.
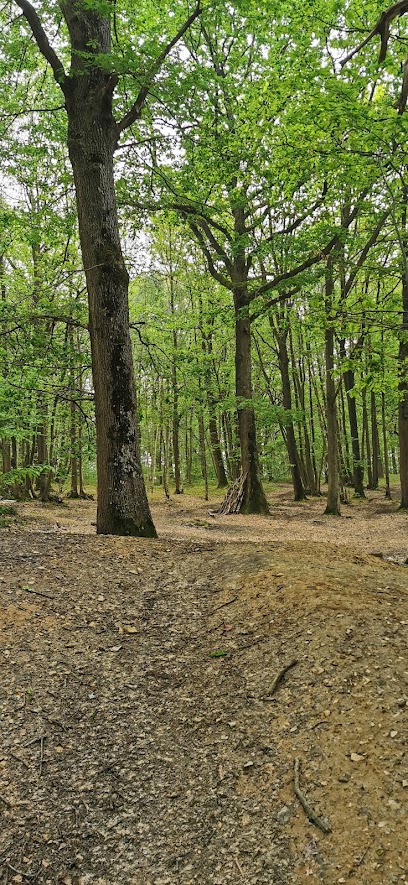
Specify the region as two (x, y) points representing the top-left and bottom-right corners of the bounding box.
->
(1, 0), (408, 527)
(1, 3), (408, 885)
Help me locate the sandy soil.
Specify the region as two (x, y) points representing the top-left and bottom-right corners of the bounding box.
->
(0, 485), (408, 884)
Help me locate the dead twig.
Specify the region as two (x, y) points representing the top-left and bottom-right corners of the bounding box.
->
(6, 863), (37, 879)
(39, 735), (45, 775)
(209, 596), (238, 616)
(22, 586), (55, 600)
(9, 751), (29, 769)
(23, 734), (47, 774)
(269, 659), (298, 695)
(294, 758), (331, 835)
(234, 856), (245, 877)
(348, 844), (370, 877)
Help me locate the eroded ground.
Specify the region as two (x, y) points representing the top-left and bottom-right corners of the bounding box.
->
(1, 485), (408, 884)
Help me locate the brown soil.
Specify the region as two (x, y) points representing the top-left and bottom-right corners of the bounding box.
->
(1, 484), (408, 884)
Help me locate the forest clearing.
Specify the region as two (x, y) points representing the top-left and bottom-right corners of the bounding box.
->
(3, 0), (408, 883)
(1, 484), (408, 884)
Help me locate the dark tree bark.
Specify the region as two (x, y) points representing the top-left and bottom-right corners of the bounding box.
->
(272, 319), (306, 500)
(69, 398), (79, 499)
(168, 246), (182, 495)
(221, 412), (240, 481)
(362, 388), (374, 489)
(397, 185), (408, 507)
(208, 414), (228, 487)
(370, 391), (380, 489)
(339, 339), (365, 496)
(198, 413), (209, 501)
(234, 286), (269, 514)
(61, 6), (156, 534)
(399, 270), (408, 507)
(381, 391), (392, 499)
(289, 328), (317, 494)
(324, 260), (341, 516)
(15, 0), (200, 534)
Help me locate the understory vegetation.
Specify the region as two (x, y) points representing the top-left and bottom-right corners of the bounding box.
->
(1, 1), (408, 523)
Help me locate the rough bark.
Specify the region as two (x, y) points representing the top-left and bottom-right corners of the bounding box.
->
(198, 413), (209, 501)
(69, 399), (79, 499)
(234, 288), (269, 514)
(324, 261), (341, 516)
(362, 388), (373, 489)
(340, 339), (365, 496)
(59, 5), (156, 536)
(399, 273), (408, 507)
(208, 414), (228, 487)
(273, 321), (307, 500)
(381, 391), (392, 499)
(168, 257), (182, 494)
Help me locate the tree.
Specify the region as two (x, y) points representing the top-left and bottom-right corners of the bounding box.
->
(7, 0), (201, 534)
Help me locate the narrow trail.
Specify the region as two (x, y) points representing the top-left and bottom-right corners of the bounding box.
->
(1, 533), (292, 884)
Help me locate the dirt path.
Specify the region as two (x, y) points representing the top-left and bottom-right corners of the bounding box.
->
(1, 487), (408, 883)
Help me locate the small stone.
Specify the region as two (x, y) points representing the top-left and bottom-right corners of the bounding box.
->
(387, 799), (400, 811)
(277, 805), (290, 821)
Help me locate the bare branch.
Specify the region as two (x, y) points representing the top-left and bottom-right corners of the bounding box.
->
(14, 0), (66, 87)
(341, 0), (408, 68)
(194, 217), (233, 273)
(344, 210), (390, 297)
(117, 2), (202, 133)
(252, 198), (367, 307)
(189, 221), (234, 290)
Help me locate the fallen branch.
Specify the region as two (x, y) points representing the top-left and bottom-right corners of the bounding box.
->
(294, 758), (331, 835)
(269, 659), (298, 695)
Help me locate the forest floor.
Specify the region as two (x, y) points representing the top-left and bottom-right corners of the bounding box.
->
(1, 483), (408, 884)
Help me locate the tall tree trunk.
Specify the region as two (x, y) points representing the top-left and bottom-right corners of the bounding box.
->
(381, 392), (391, 499)
(234, 288), (269, 514)
(60, 5), (156, 536)
(197, 292), (228, 489)
(395, 184), (408, 505)
(273, 320), (307, 500)
(37, 405), (50, 503)
(208, 414), (228, 487)
(339, 339), (365, 496)
(69, 399), (79, 498)
(198, 413), (209, 501)
(339, 382), (353, 484)
(289, 329), (316, 493)
(362, 388), (373, 489)
(324, 260), (341, 516)
(370, 391), (380, 489)
(222, 412), (239, 481)
(168, 249), (182, 495)
(186, 410), (193, 486)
